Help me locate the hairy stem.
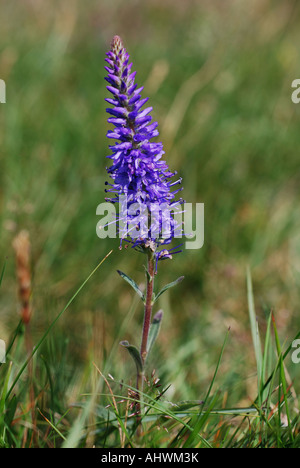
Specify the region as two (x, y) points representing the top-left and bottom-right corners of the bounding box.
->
(136, 251), (155, 433)
(141, 252), (155, 365)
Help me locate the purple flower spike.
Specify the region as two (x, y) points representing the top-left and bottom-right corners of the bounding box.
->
(105, 36), (184, 264)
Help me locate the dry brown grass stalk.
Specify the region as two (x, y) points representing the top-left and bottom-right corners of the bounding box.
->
(12, 230), (32, 324)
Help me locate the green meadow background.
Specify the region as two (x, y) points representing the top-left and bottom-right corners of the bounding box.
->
(1, 0), (300, 447)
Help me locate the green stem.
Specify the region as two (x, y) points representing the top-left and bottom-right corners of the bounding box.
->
(136, 251), (155, 433)
(141, 251), (155, 365)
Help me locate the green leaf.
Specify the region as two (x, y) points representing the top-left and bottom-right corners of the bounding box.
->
(120, 341), (143, 373)
(272, 313), (293, 440)
(0, 362), (12, 416)
(144, 266), (152, 284)
(117, 270), (145, 302)
(146, 310), (163, 356)
(154, 276), (184, 302)
(247, 267), (263, 405)
(0, 362), (13, 444)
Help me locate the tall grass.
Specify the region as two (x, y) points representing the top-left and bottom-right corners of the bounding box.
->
(1, 262), (300, 447)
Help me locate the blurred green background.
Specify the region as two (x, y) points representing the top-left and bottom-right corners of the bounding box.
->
(1, 0), (300, 408)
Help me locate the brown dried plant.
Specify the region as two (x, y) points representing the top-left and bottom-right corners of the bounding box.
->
(12, 230), (32, 324)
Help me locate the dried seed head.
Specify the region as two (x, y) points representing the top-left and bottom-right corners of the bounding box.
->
(12, 230), (32, 324)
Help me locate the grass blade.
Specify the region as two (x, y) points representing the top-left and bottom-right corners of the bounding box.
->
(247, 268), (263, 405)
(272, 313), (294, 440)
(0, 362), (13, 446)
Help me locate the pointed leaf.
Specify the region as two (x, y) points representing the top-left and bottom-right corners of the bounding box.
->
(144, 265), (152, 284)
(247, 268), (263, 397)
(146, 310), (163, 357)
(120, 341), (143, 373)
(117, 270), (145, 302)
(154, 276), (184, 302)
